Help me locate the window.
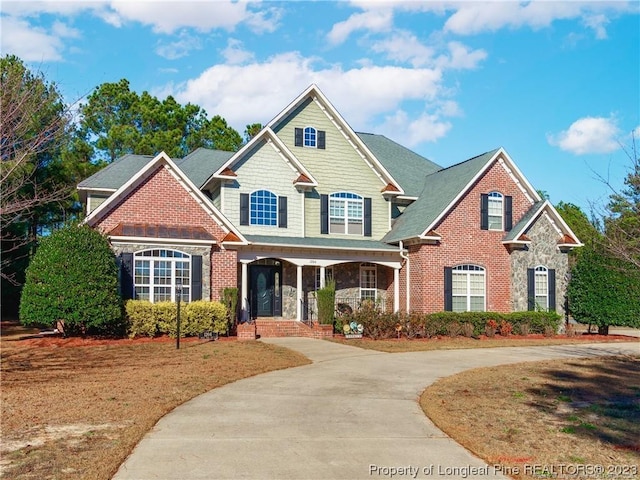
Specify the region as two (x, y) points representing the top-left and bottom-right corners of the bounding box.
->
(534, 266), (549, 309)
(488, 192), (503, 230)
(134, 249), (190, 303)
(481, 192), (513, 231)
(315, 266), (334, 290)
(451, 265), (485, 312)
(250, 190), (277, 226)
(360, 263), (377, 302)
(304, 127), (316, 147)
(329, 192), (363, 234)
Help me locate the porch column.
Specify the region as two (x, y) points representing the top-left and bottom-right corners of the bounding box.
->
(319, 266), (326, 289)
(296, 265), (303, 321)
(394, 267), (400, 313)
(241, 261), (248, 321)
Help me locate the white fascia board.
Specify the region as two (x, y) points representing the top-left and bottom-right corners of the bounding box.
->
(77, 187), (117, 193)
(84, 151), (248, 244)
(418, 147), (541, 237)
(266, 132), (318, 186)
(247, 240), (396, 253)
(310, 86), (405, 195)
(496, 148), (541, 203)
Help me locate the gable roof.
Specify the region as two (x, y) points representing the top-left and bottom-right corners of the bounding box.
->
(356, 133), (442, 197)
(203, 127), (318, 189)
(383, 147), (542, 244)
(175, 148), (234, 189)
(78, 154), (155, 192)
(266, 84), (405, 195)
(84, 151), (247, 244)
(503, 200), (583, 247)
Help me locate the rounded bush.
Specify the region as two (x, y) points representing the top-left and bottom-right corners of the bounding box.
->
(19, 225), (123, 336)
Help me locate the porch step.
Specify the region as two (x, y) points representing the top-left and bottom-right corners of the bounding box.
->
(254, 319), (333, 339)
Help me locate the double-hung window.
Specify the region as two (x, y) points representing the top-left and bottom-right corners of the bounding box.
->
(360, 263), (377, 302)
(314, 266), (334, 290)
(534, 266), (549, 309)
(451, 265), (485, 312)
(134, 249), (190, 303)
(329, 192), (363, 234)
(488, 192), (503, 230)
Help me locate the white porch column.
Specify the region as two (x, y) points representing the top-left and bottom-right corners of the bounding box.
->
(319, 266), (326, 289)
(241, 261), (249, 321)
(394, 267), (400, 313)
(296, 265), (303, 321)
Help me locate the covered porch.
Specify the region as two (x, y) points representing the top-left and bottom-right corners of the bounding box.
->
(236, 236), (403, 322)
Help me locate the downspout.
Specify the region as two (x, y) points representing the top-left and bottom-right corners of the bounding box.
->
(399, 240), (410, 312)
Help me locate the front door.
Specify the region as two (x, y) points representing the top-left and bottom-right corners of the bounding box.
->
(250, 264), (282, 317)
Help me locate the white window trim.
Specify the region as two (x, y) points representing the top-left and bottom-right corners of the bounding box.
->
(452, 264), (486, 312)
(249, 189), (278, 227)
(359, 262), (377, 302)
(315, 266), (334, 291)
(304, 126), (317, 148)
(134, 249), (191, 303)
(329, 192), (363, 235)
(488, 191), (504, 231)
(534, 265), (549, 310)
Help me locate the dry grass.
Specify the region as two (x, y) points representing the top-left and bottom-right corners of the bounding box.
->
(421, 355), (640, 480)
(0, 335), (310, 480)
(329, 333), (639, 353)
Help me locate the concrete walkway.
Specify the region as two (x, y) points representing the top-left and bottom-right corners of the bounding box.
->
(113, 339), (639, 480)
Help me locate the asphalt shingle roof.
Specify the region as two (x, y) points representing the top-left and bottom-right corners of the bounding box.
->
(503, 201), (546, 241)
(244, 235), (398, 251)
(78, 154), (155, 190)
(356, 132), (442, 197)
(176, 147), (234, 189)
(383, 149), (500, 243)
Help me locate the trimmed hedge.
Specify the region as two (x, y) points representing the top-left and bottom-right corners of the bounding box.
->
(341, 310), (562, 340)
(126, 300), (227, 338)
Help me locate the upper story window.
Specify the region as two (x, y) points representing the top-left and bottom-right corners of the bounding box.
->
(304, 127), (317, 147)
(488, 192), (503, 230)
(134, 249), (190, 303)
(329, 192), (363, 235)
(250, 190), (277, 226)
(295, 127), (326, 149)
(481, 192), (512, 232)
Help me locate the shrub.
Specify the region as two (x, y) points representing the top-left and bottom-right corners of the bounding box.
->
(462, 322), (474, 337)
(499, 320), (513, 336)
(20, 225), (123, 336)
(126, 300), (156, 338)
(403, 312), (426, 339)
(221, 287), (239, 327)
(186, 301), (228, 336)
(485, 319), (497, 338)
(447, 321), (462, 338)
(317, 280), (336, 325)
(518, 322), (530, 336)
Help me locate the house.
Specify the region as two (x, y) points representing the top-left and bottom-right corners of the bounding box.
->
(78, 84), (582, 337)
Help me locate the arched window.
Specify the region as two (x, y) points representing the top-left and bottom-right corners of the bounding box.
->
(488, 192), (504, 230)
(250, 190), (277, 226)
(304, 126), (317, 147)
(329, 192), (363, 234)
(451, 264), (485, 312)
(134, 249), (190, 303)
(534, 266), (549, 309)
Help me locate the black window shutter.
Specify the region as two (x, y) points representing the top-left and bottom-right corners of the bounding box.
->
(444, 267), (453, 311)
(120, 252), (134, 300)
(548, 269), (556, 312)
(294, 128), (303, 147)
(320, 194), (329, 234)
(240, 193), (249, 225)
(278, 196), (287, 228)
(191, 255), (202, 301)
(480, 194), (489, 230)
(504, 195), (513, 231)
(527, 268), (535, 311)
(317, 130), (326, 149)
(364, 197), (372, 237)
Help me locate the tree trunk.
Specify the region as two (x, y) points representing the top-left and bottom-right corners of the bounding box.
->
(598, 324), (609, 335)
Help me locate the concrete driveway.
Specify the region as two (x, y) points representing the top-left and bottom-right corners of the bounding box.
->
(113, 339), (639, 480)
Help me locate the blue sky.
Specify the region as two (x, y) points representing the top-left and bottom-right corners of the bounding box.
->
(2, 1), (639, 214)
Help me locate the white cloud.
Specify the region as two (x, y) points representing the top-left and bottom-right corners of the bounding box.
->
(370, 31), (435, 67)
(167, 52), (446, 145)
(0, 15), (76, 61)
(379, 110), (452, 146)
(442, 1), (633, 38)
(327, 8), (393, 45)
(221, 39), (255, 65)
(548, 116), (621, 155)
(436, 41), (487, 70)
(156, 32), (202, 60)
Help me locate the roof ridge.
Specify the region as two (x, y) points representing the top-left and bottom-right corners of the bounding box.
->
(428, 148), (501, 176)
